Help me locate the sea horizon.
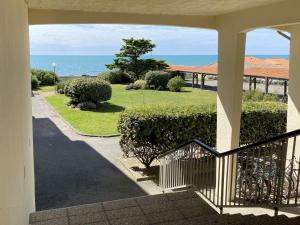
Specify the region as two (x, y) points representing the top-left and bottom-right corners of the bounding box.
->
(30, 54), (289, 77)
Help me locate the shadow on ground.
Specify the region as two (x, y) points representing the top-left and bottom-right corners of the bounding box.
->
(185, 82), (217, 91)
(33, 117), (147, 211)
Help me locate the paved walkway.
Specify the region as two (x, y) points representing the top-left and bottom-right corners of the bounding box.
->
(30, 190), (300, 225)
(32, 94), (162, 211)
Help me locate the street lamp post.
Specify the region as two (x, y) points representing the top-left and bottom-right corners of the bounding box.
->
(52, 62), (57, 73)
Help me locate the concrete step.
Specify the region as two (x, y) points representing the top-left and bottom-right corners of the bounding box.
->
(29, 190), (300, 225)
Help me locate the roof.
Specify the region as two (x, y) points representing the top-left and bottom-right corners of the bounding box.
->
(167, 56), (289, 80)
(27, 0), (285, 16)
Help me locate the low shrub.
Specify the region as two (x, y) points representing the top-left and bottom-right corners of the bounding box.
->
(43, 72), (58, 85)
(31, 75), (39, 90)
(134, 80), (146, 89)
(169, 71), (185, 80)
(98, 69), (132, 84)
(118, 102), (286, 167)
(77, 102), (97, 111)
(145, 71), (170, 89)
(243, 90), (279, 102)
(167, 77), (185, 92)
(56, 80), (67, 94)
(68, 78), (112, 106)
(125, 83), (140, 90)
(31, 69), (59, 86)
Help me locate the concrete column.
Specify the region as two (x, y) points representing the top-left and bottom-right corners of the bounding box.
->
(286, 25), (300, 161)
(0, 1), (35, 225)
(287, 25), (300, 133)
(217, 31), (246, 151)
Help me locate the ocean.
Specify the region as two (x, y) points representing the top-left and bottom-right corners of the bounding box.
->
(30, 55), (289, 77)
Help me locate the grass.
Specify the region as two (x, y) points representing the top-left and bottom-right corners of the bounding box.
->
(46, 84), (216, 136)
(37, 85), (56, 92)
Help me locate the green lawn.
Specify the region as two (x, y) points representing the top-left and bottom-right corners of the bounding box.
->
(46, 84), (216, 136)
(37, 85), (56, 92)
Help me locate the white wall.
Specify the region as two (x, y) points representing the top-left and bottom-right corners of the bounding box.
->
(0, 0), (35, 224)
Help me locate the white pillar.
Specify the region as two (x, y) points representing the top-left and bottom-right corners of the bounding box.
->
(287, 25), (300, 160)
(287, 25), (300, 133)
(217, 31), (246, 151)
(0, 1), (35, 225)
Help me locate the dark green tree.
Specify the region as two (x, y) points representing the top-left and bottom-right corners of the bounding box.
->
(106, 38), (168, 80)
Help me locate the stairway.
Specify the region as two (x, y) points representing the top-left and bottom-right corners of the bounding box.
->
(30, 191), (300, 225)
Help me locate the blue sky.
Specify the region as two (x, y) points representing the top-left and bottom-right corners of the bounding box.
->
(29, 24), (290, 55)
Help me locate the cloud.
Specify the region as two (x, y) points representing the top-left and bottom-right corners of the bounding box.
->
(29, 25), (289, 55)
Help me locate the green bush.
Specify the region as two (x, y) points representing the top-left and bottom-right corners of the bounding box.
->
(56, 80), (67, 94)
(98, 69), (131, 84)
(167, 77), (185, 92)
(68, 78), (112, 106)
(125, 83), (140, 90)
(31, 69), (59, 86)
(134, 80), (146, 89)
(243, 90), (279, 102)
(31, 75), (39, 90)
(118, 102), (286, 167)
(43, 72), (58, 85)
(169, 71), (185, 80)
(145, 71), (170, 89)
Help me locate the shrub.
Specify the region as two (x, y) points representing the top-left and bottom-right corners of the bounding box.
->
(68, 78), (112, 106)
(125, 83), (140, 90)
(31, 75), (39, 90)
(243, 90), (279, 102)
(43, 72), (58, 85)
(77, 102), (97, 111)
(118, 102), (286, 167)
(64, 79), (73, 96)
(56, 80), (67, 94)
(134, 80), (146, 89)
(98, 69), (132, 84)
(31, 69), (59, 86)
(145, 71), (170, 89)
(167, 77), (185, 92)
(169, 71), (185, 80)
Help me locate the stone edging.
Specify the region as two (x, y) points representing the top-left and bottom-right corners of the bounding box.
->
(39, 93), (121, 138)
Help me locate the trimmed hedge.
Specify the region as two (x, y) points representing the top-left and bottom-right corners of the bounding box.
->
(118, 102), (287, 167)
(68, 78), (112, 105)
(98, 69), (131, 84)
(145, 71), (170, 89)
(31, 69), (59, 86)
(31, 75), (39, 90)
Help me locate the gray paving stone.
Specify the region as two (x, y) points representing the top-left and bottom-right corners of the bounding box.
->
(69, 211), (107, 225)
(166, 191), (198, 201)
(110, 215), (150, 225)
(30, 208), (67, 223)
(136, 194), (168, 206)
(105, 206), (143, 220)
(139, 200), (176, 214)
(146, 210), (184, 224)
(30, 217), (68, 225)
(173, 198), (206, 209)
(103, 198), (137, 211)
(67, 203), (103, 216)
(179, 206), (217, 219)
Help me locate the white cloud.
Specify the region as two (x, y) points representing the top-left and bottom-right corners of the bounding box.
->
(29, 25), (289, 55)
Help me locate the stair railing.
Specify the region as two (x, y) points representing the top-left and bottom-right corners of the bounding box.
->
(159, 129), (300, 213)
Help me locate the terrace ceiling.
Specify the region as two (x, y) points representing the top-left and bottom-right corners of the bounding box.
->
(27, 0), (286, 16)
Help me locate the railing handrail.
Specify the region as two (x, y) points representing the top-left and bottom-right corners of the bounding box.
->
(159, 129), (300, 159)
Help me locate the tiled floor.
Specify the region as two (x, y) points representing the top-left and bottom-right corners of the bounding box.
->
(30, 191), (300, 225)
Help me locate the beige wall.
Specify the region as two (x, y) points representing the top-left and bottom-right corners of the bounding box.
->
(0, 0), (35, 225)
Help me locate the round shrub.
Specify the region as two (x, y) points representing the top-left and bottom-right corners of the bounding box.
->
(64, 79), (73, 96)
(31, 69), (46, 83)
(134, 80), (146, 89)
(43, 72), (58, 85)
(167, 77), (185, 92)
(68, 78), (112, 105)
(98, 69), (131, 84)
(56, 80), (67, 94)
(145, 71), (170, 89)
(31, 75), (39, 90)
